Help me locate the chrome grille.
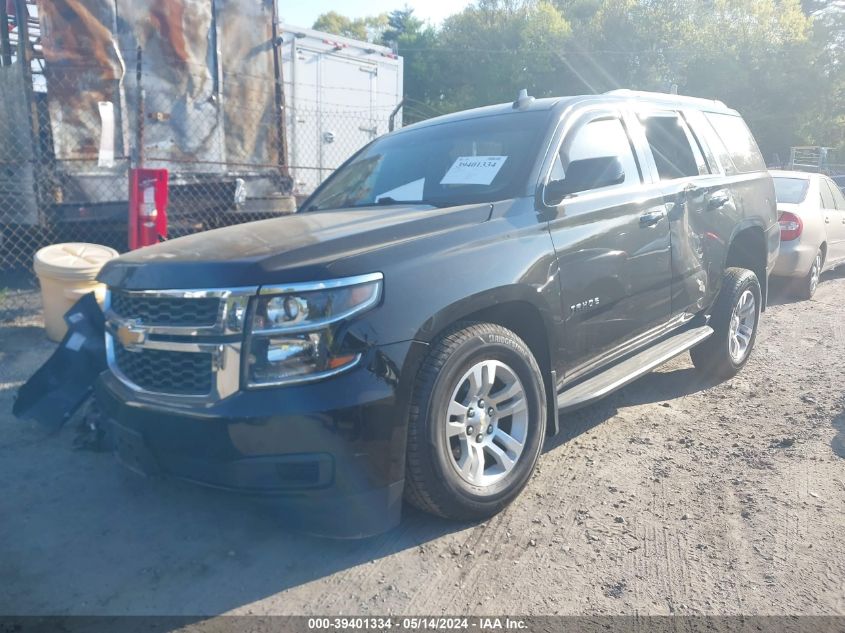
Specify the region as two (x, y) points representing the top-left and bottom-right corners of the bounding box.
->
(110, 290), (220, 327)
(114, 344), (214, 396)
(105, 286), (257, 401)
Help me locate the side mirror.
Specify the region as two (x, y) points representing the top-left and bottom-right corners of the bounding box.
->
(544, 156), (625, 205)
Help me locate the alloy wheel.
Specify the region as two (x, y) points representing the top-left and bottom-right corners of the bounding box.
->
(444, 360), (529, 487)
(809, 251), (822, 296)
(728, 289), (756, 363)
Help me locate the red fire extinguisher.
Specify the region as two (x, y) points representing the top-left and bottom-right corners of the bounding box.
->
(6, 0), (16, 33)
(128, 168), (168, 250)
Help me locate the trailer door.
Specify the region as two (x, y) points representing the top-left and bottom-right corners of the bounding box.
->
(317, 53), (378, 185)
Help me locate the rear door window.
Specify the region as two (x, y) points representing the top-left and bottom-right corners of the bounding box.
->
(828, 180), (845, 211)
(704, 112), (766, 173)
(684, 110), (737, 175)
(640, 114), (701, 180)
(820, 180), (835, 209)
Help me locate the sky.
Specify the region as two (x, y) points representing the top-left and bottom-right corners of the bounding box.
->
(277, 0), (475, 30)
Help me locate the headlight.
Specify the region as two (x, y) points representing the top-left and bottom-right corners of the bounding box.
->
(244, 273), (382, 387)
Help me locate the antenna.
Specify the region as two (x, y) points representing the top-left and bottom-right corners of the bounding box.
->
(513, 89), (535, 110)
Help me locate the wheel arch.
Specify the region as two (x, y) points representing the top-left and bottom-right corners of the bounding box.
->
(412, 287), (559, 435)
(724, 223), (769, 309)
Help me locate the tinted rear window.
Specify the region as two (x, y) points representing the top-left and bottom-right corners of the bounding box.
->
(773, 177), (809, 204)
(704, 112), (766, 173)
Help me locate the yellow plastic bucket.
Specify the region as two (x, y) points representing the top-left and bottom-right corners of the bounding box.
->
(33, 243), (119, 341)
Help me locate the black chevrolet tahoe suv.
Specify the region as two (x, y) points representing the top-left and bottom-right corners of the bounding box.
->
(97, 90), (779, 537)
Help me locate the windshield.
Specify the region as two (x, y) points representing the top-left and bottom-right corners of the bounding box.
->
(303, 112), (550, 211)
(773, 176), (809, 204)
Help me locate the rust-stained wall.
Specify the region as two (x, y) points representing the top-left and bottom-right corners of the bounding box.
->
(116, 0), (222, 170)
(36, 0), (282, 174)
(38, 0), (126, 161)
(216, 0), (280, 168)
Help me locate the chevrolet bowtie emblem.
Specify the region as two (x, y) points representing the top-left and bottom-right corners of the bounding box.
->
(116, 322), (146, 348)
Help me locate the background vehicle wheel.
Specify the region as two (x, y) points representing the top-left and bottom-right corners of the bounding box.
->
(690, 267), (761, 381)
(404, 322), (547, 520)
(794, 248), (822, 300)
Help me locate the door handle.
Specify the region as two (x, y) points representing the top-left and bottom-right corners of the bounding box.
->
(639, 210), (666, 227)
(825, 216), (830, 224)
(707, 192), (731, 210)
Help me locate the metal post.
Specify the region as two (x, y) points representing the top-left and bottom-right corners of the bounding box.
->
(270, 3), (290, 178)
(289, 35), (298, 183)
(0, 2), (12, 66)
(134, 46), (144, 168)
(14, 0), (43, 222)
(389, 99), (404, 132)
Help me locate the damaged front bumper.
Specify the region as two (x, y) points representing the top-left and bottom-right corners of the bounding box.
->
(95, 340), (424, 538)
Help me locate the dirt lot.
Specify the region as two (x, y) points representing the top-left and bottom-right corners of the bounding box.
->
(1, 273), (844, 617)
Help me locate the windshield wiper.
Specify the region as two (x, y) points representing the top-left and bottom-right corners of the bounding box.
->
(306, 198), (444, 212)
(371, 197), (442, 207)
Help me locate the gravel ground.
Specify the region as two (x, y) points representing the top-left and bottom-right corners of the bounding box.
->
(1, 272), (843, 617)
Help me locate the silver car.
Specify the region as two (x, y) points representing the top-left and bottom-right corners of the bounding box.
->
(771, 170), (845, 299)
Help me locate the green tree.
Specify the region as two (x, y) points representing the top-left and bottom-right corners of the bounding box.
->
(312, 1), (844, 160)
(549, 0), (823, 159)
(429, 0), (573, 112)
(382, 6), (424, 47)
(312, 11), (389, 43)
(799, 2), (845, 150)
(313, 11), (368, 40)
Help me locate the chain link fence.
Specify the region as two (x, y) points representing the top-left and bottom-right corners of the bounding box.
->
(0, 65), (292, 320)
(285, 101), (400, 199)
(1, 2), (400, 322)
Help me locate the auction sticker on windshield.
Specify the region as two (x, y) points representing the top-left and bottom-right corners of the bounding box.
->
(440, 156), (508, 186)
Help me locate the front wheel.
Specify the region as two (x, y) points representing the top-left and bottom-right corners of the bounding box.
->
(690, 267), (761, 381)
(404, 322), (547, 520)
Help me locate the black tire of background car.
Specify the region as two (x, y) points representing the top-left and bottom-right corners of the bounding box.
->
(404, 322), (547, 520)
(690, 267), (762, 381)
(794, 247), (823, 301)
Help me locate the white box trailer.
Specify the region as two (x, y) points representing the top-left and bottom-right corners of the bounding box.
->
(278, 25), (404, 198)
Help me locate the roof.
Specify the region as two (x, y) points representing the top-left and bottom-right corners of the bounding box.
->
(769, 170), (816, 179)
(278, 24), (396, 56)
(397, 97), (573, 134)
(603, 89), (729, 110)
(397, 89), (738, 135)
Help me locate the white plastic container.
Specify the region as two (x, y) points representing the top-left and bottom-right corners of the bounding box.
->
(33, 243), (118, 341)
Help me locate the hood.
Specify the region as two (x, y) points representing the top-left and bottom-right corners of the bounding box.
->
(99, 203), (492, 289)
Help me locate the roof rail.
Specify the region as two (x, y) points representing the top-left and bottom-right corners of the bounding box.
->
(604, 89), (727, 109)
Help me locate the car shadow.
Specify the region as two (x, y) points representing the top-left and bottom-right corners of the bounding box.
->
(545, 365), (715, 453)
(768, 267), (845, 307)
(766, 277), (800, 306)
(832, 410), (845, 460)
(2, 325), (718, 617)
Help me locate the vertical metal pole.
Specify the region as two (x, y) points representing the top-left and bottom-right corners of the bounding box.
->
(389, 99), (404, 133)
(0, 3), (12, 66)
(270, 2), (290, 178)
(14, 0), (43, 223)
(134, 46), (144, 168)
(13, 0), (32, 83)
(129, 46), (144, 249)
(317, 52), (323, 184)
(289, 36), (298, 184)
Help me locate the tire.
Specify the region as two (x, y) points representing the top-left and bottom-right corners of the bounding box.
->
(404, 322), (547, 520)
(794, 247), (823, 300)
(690, 267), (761, 381)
